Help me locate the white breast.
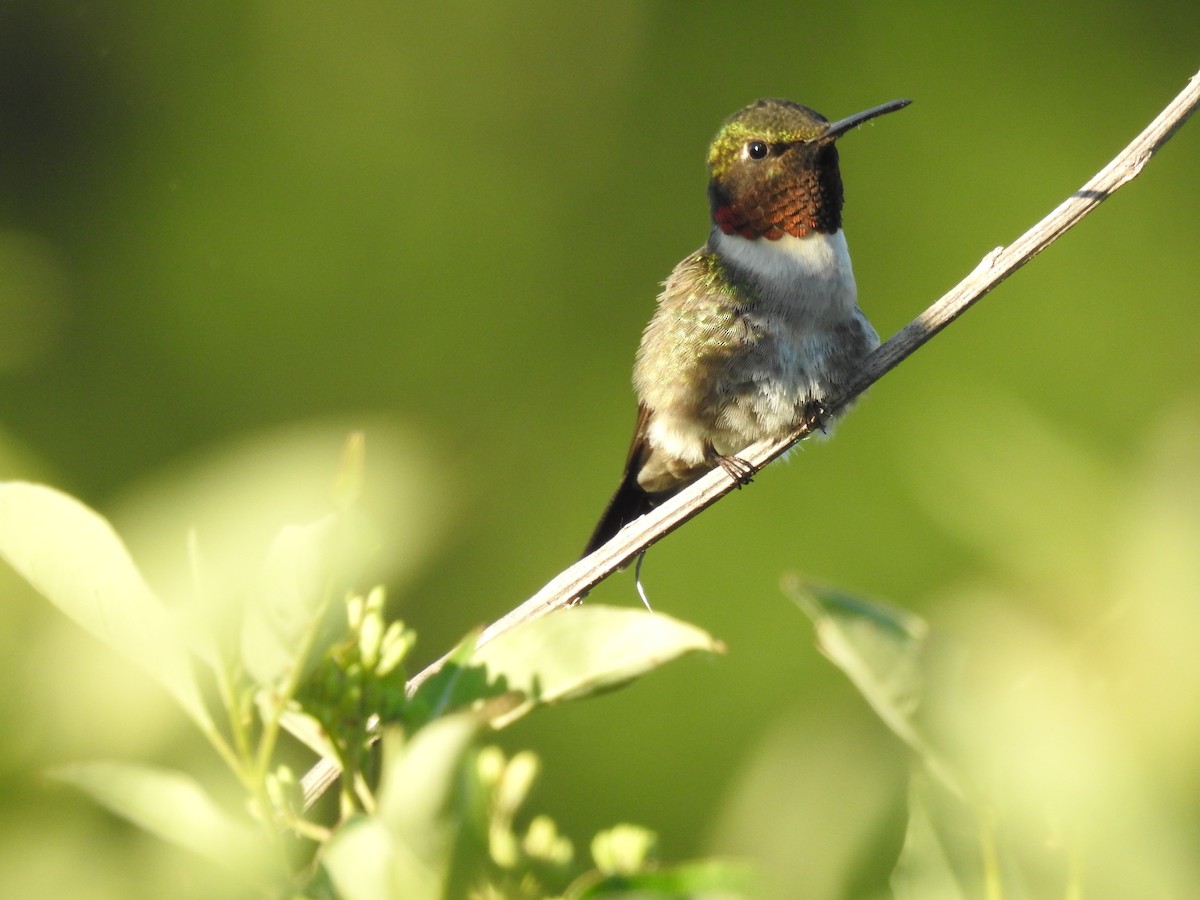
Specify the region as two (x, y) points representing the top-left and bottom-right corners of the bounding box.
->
(702, 227), (876, 447)
(710, 228), (858, 319)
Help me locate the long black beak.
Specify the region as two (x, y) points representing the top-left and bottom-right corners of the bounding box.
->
(823, 99), (911, 141)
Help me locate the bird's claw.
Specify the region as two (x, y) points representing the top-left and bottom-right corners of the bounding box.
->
(717, 454), (756, 487)
(803, 400), (831, 434)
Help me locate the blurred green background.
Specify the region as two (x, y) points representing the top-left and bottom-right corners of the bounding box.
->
(2, 2), (1199, 897)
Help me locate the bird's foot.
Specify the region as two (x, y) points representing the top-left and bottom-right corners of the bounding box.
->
(803, 399), (831, 434)
(715, 453), (757, 488)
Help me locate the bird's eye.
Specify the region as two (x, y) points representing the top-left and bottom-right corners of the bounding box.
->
(745, 140), (769, 160)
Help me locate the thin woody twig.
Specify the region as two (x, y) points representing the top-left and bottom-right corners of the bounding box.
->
(301, 69), (1200, 808)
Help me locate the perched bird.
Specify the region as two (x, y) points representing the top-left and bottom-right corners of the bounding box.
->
(584, 97), (909, 556)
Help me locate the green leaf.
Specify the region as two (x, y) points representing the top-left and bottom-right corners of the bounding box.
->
(322, 816), (402, 900)
(468, 606), (724, 728)
(51, 760), (268, 879)
(890, 776), (968, 900)
(374, 715), (481, 853)
(408, 631), (490, 720)
(240, 515), (343, 689)
(787, 579), (961, 795)
(323, 715), (481, 900)
(0, 481), (211, 730)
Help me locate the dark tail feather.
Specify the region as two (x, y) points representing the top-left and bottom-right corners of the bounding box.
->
(584, 404), (659, 557)
(582, 470), (656, 557)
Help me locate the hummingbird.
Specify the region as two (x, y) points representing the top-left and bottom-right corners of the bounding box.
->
(583, 97), (910, 556)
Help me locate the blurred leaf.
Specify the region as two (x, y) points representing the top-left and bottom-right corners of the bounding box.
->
(324, 715), (482, 900)
(111, 421), (450, 645)
(321, 816), (400, 900)
(331, 430), (366, 510)
(374, 715), (480, 853)
(890, 777), (967, 900)
(789, 580), (925, 741)
(240, 515), (343, 689)
(788, 579), (961, 795)
(468, 606), (724, 728)
(0, 481), (212, 731)
(408, 630), (494, 723)
(51, 760), (267, 880)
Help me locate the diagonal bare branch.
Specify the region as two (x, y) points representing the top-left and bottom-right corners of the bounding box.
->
(302, 69), (1200, 808)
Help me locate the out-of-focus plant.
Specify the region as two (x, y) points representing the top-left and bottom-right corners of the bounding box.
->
(0, 437), (752, 898)
(781, 405), (1200, 898)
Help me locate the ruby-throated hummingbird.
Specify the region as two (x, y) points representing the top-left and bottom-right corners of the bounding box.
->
(584, 97), (910, 556)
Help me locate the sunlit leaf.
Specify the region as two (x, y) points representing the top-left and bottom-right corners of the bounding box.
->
(407, 630), (492, 722)
(375, 715), (480, 848)
(323, 715), (481, 900)
(787, 579), (960, 795)
(0, 482), (211, 730)
(468, 605), (724, 728)
(110, 421), (451, 654)
(322, 816), (403, 900)
(890, 776), (967, 900)
(331, 430), (366, 510)
(240, 515), (343, 689)
(51, 760), (267, 879)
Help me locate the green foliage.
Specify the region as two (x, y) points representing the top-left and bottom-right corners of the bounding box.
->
(0, 482), (212, 732)
(788, 581), (959, 797)
(50, 760), (271, 884)
(790, 488), (1200, 900)
(8, 416), (1200, 897)
(0, 460), (741, 898)
(7, 425), (1200, 896)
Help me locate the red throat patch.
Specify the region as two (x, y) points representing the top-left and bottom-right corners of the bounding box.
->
(713, 202), (819, 240)
(710, 155), (842, 240)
